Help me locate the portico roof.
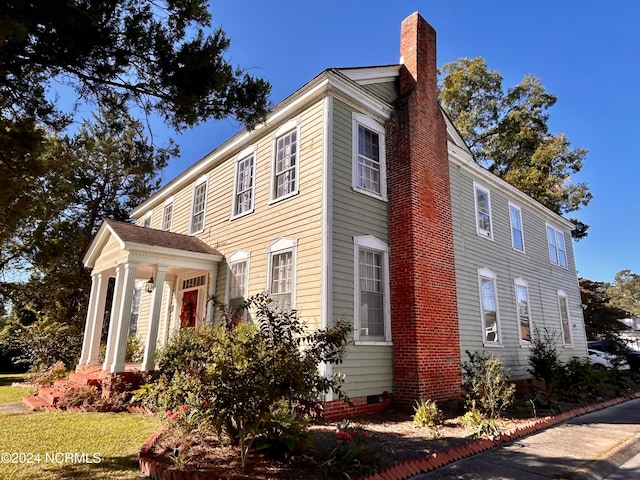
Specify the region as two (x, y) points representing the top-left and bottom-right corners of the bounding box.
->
(83, 220), (223, 272)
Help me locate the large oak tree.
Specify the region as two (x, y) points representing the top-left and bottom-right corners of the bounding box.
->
(438, 57), (591, 238)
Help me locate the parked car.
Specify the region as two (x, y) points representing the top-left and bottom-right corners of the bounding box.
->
(587, 340), (634, 370)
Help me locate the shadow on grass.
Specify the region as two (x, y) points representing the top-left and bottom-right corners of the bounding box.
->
(45, 453), (143, 480)
(0, 373), (28, 387)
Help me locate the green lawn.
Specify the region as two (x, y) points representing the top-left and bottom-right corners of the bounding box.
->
(0, 373), (32, 403)
(0, 375), (162, 480)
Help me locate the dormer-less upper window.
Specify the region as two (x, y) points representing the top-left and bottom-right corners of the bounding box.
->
(190, 176), (207, 234)
(271, 119), (300, 202)
(231, 146), (256, 219)
(474, 183), (493, 239)
(352, 113), (387, 201)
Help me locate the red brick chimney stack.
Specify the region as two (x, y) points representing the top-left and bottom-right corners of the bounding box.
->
(386, 12), (462, 409)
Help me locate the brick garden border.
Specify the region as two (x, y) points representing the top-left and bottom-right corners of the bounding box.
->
(138, 391), (640, 480)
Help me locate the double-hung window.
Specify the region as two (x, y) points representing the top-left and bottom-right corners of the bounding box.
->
(514, 278), (532, 344)
(474, 183), (493, 239)
(557, 290), (573, 346)
(141, 211), (152, 228)
(272, 120), (300, 202)
(227, 251), (250, 323)
(162, 198), (174, 231)
(352, 113), (387, 201)
(478, 268), (501, 345)
(267, 238), (297, 308)
(547, 225), (567, 267)
(190, 176), (207, 234)
(354, 236), (391, 343)
(509, 203), (525, 251)
(232, 146), (256, 218)
(129, 284), (142, 334)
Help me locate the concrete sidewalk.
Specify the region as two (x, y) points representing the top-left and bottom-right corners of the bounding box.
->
(411, 397), (640, 479)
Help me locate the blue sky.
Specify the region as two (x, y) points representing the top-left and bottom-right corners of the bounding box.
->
(157, 0), (640, 284)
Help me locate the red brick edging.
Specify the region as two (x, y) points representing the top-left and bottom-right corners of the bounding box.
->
(138, 392), (640, 480)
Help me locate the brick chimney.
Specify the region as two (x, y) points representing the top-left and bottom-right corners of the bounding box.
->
(386, 12), (462, 409)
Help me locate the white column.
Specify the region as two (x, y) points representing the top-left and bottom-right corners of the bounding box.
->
(207, 265), (219, 324)
(141, 265), (167, 371)
(86, 272), (110, 365)
(110, 262), (138, 373)
(161, 280), (175, 345)
(103, 264), (124, 371)
(79, 273), (100, 365)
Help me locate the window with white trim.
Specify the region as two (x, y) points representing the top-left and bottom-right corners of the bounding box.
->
(547, 225), (567, 267)
(478, 268), (501, 345)
(190, 176), (207, 234)
(129, 284), (142, 334)
(267, 238), (297, 307)
(232, 147), (256, 218)
(354, 236), (391, 343)
(474, 183), (493, 239)
(557, 290), (572, 346)
(227, 251), (250, 323)
(162, 198), (174, 231)
(509, 203), (525, 251)
(352, 113), (387, 200)
(272, 120), (299, 201)
(514, 278), (532, 343)
(141, 211), (152, 228)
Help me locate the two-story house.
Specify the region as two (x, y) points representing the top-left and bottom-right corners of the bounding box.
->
(78, 12), (587, 417)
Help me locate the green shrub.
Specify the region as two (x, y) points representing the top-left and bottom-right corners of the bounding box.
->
(462, 350), (515, 419)
(553, 357), (606, 402)
(458, 405), (499, 439)
(255, 406), (313, 460)
(412, 399), (443, 434)
(527, 326), (563, 391)
(26, 361), (68, 387)
(138, 293), (351, 469)
(313, 421), (388, 479)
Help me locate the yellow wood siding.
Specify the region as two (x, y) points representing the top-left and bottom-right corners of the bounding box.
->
(138, 99), (327, 332)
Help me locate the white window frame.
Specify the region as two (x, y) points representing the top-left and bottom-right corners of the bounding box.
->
(547, 224), (568, 268)
(190, 175), (208, 234)
(478, 268), (502, 346)
(473, 182), (493, 239)
(129, 282), (143, 334)
(514, 278), (532, 345)
(162, 197), (174, 231)
(141, 211), (152, 228)
(352, 113), (387, 201)
(226, 250), (251, 323)
(231, 145), (257, 219)
(557, 290), (573, 346)
(270, 119), (300, 203)
(509, 202), (525, 252)
(354, 235), (391, 345)
(266, 238), (297, 308)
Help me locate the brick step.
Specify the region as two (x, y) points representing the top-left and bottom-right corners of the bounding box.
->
(22, 395), (56, 411)
(38, 387), (64, 405)
(68, 372), (103, 387)
(74, 364), (105, 376)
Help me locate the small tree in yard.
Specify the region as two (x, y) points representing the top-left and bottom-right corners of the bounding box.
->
(139, 293), (351, 469)
(462, 350), (515, 420)
(527, 326), (563, 392)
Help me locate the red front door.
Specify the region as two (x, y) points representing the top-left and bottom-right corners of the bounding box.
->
(180, 290), (199, 328)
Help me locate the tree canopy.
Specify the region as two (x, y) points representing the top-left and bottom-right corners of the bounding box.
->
(606, 270), (640, 318)
(438, 57), (592, 238)
(1, 0), (271, 130)
(0, 0), (271, 276)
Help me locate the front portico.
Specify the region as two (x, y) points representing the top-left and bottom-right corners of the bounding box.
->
(79, 220), (222, 373)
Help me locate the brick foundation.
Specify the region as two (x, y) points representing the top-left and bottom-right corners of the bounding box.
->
(322, 393), (393, 420)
